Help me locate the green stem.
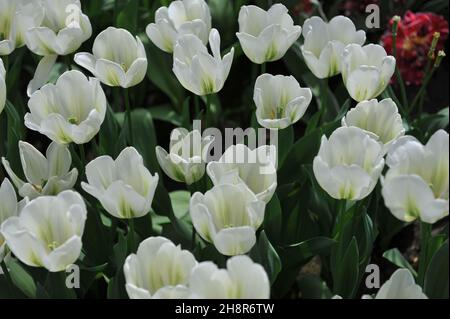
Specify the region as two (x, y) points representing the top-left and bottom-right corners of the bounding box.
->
(191, 226), (196, 250)
(261, 62), (266, 75)
(194, 94), (200, 119)
(417, 221), (432, 285)
(128, 218), (136, 253)
(319, 77), (328, 123)
(123, 89), (134, 145)
(78, 143), (86, 178)
(392, 19), (409, 112)
(409, 65), (438, 115)
(332, 199), (347, 238)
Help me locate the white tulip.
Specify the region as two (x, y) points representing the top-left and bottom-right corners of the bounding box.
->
(381, 130), (449, 223)
(190, 255), (270, 299)
(301, 16), (366, 79)
(236, 4), (301, 64)
(0, 0), (44, 55)
(25, 0), (91, 56)
(0, 179), (28, 263)
(2, 141), (78, 200)
(123, 236), (197, 299)
(190, 183), (265, 256)
(341, 44), (396, 102)
(156, 128), (214, 185)
(313, 126), (385, 200)
(207, 144), (277, 204)
(254, 74), (312, 129)
(146, 0), (211, 53)
(173, 28), (234, 96)
(364, 269), (428, 299)
(0, 57), (5, 114)
(74, 27), (147, 88)
(1, 190), (86, 272)
(24, 70), (107, 144)
(81, 147), (159, 219)
(342, 98), (405, 154)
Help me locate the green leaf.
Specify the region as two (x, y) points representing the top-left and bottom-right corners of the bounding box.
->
(249, 231), (282, 285)
(116, 0), (139, 34)
(150, 104), (182, 126)
(263, 194), (283, 244)
(277, 126), (294, 167)
(424, 240), (449, 299)
(280, 237), (337, 269)
(98, 104), (122, 157)
(383, 248), (417, 276)
(5, 258), (37, 298)
(44, 271), (77, 299)
(169, 190), (190, 219)
(297, 274), (333, 299)
(332, 237), (360, 298)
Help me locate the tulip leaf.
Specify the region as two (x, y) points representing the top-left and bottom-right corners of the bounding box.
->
(332, 237), (360, 298)
(264, 194), (283, 244)
(277, 126), (294, 168)
(169, 190), (190, 219)
(116, 0), (139, 34)
(297, 274), (333, 299)
(424, 240), (449, 299)
(249, 230), (282, 285)
(98, 104), (122, 157)
(150, 104), (182, 126)
(383, 248), (417, 276)
(44, 271), (77, 299)
(280, 237), (337, 269)
(5, 258), (37, 299)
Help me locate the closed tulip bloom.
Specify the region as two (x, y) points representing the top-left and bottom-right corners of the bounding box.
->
(2, 141), (78, 200)
(236, 4), (301, 64)
(0, 58), (5, 114)
(1, 190), (87, 272)
(156, 128), (214, 185)
(123, 236), (197, 299)
(254, 74), (312, 129)
(173, 28), (233, 96)
(189, 255), (270, 299)
(0, 179), (28, 263)
(25, 0), (91, 56)
(190, 183), (266, 256)
(207, 144), (277, 203)
(381, 130), (449, 223)
(364, 269), (427, 299)
(146, 0), (211, 53)
(341, 44), (396, 102)
(24, 70), (107, 144)
(0, 0), (44, 55)
(74, 27), (147, 88)
(313, 126), (385, 200)
(81, 147), (159, 219)
(342, 98), (405, 154)
(301, 16), (366, 78)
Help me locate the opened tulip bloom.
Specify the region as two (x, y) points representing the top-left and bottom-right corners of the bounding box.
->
(2, 141), (78, 199)
(190, 183), (265, 256)
(0, 0), (44, 55)
(1, 190), (86, 272)
(75, 27), (147, 88)
(146, 0), (211, 53)
(24, 70), (106, 144)
(382, 130), (449, 223)
(0, 57), (5, 114)
(341, 44), (396, 101)
(236, 4), (301, 64)
(313, 126), (385, 200)
(124, 236), (197, 299)
(207, 144), (277, 203)
(189, 255), (270, 299)
(156, 128), (214, 185)
(301, 15), (366, 78)
(82, 147), (159, 219)
(254, 74), (312, 129)
(0, 179), (28, 263)
(342, 98), (405, 153)
(173, 28), (233, 96)
(24, 0), (91, 56)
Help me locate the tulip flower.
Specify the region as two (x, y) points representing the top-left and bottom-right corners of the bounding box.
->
(364, 269), (428, 299)
(381, 130), (449, 223)
(236, 4), (301, 64)
(25, 0), (92, 56)
(254, 74), (312, 129)
(341, 44), (396, 102)
(81, 147), (159, 219)
(190, 183), (266, 256)
(313, 126), (385, 200)
(74, 27), (147, 88)
(146, 0), (211, 53)
(0, 57), (5, 114)
(301, 16), (366, 79)
(207, 144), (277, 203)
(123, 236), (197, 299)
(0, 179), (28, 263)
(341, 98), (405, 154)
(2, 141), (78, 200)
(0, 0), (44, 55)
(173, 28), (234, 96)
(24, 70), (107, 144)
(189, 255), (270, 298)
(1, 190), (87, 272)
(156, 128), (214, 185)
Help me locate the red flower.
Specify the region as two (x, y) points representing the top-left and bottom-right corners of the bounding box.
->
(381, 11), (449, 86)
